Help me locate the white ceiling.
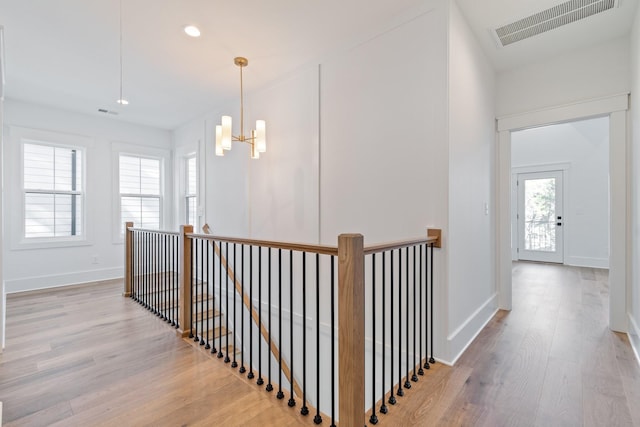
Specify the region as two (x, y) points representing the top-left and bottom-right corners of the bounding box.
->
(0, 0), (637, 130)
(456, 0), (638, 71)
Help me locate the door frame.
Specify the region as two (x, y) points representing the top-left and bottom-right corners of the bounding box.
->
(496, 93), (629, 333)
(511, 163), (570, 263)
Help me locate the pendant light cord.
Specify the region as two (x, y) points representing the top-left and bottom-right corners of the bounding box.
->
(119, 0), (123, 103)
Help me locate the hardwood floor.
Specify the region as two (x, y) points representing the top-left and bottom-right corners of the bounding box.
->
(2, 263), (639, 426)
(372, 262), (640, 426)
(0, 281), (316, 427)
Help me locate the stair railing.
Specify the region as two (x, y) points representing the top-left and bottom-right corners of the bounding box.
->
(124, 222), (441, 426)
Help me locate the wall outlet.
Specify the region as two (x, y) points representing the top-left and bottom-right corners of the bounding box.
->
(91, 255), (99, 264)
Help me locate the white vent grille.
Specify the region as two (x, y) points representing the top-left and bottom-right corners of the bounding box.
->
(492, 0), (619, 47)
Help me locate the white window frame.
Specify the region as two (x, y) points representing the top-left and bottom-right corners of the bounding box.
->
(6, 126), (92, 250)
(111, 142), (170, 243)
(23, 142), (85, 239)
(185, 154), (198, 228)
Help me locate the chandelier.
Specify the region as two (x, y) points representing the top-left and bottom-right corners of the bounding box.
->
(215, 57), (266, 159)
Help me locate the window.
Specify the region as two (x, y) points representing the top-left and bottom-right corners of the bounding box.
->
(23, 142), (84, 239)
(119, 154), (161, 232)
(185, 156), (197, 227)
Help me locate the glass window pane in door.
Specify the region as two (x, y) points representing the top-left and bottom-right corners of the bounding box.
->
(524, 178), (556, 252)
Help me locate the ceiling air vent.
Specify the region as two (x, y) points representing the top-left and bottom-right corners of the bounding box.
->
(492, 0), (620, 47)
(98, 108), (119, 115)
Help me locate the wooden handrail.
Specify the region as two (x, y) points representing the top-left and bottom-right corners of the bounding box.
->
(128, 227), (442, 255)
(127, 226), (180, 236)
(188, 232), (338, 256)
(201, 224), (304, 401)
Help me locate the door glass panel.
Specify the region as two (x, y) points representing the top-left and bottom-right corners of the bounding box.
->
(524, 178), (556, 252)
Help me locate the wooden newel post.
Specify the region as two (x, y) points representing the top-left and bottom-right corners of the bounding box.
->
(338, 234), (366, 427)
(123, 222), (134, 297)
(178, 225), (194, 337)
(427, 228), (442, 248)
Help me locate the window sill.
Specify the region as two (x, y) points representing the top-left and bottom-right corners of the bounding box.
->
(12, 237), (92, 251)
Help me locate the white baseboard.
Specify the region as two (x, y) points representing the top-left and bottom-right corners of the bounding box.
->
(443, 293), (498, 365)
(628, 313), (640, 367)
(566, 256), (609, 269)
(5, 267), (122, 294)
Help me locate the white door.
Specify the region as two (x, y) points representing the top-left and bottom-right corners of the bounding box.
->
(517, 171), (564, 263)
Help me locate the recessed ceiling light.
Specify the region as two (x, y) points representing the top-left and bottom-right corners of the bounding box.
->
(117, 99), (129, 105)
(184, 25), (201, 37)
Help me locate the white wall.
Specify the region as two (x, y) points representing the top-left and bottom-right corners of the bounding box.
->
(446, 0), (497, 363)
(512, 117), (610, 268)
(629, 5), (640, 362)
(2, 100), (172, 293)
(248, 65), (319, 243)
(497, 37), (630, 117)
(320, 9), (448, 245)
(0, 37), (4, 347)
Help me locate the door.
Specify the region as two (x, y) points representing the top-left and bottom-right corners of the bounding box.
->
(517, 171), (564, 263)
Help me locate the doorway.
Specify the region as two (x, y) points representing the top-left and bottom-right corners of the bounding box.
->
(496, 94), (628, 332)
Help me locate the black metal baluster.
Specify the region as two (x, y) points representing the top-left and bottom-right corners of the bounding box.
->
(211, 240), (217, 354)
(151, 233), (155, 311)
(156, 233), (160, 315)
(189, 237), (195, 340)
(419, 244), (424, 374)
(164, 234), (169, 322)
(201, 239), (206, 346)
(152, 233), (156, 314)
(370, 253), (378, 425)
(232, 243), (238, 368)
(266, 248), (273, 392)
(225, 242), (231, 363)
(161, 233), (165, 316)
(301, 252), (309, 416)
(277, 249), (284, 400)
(159, 234), (163, 319)
(257, 247), (264, 385)
(330, 256), (336, 427)
(389, 250), (396, 405)
(240, 244), (246, 373)
(397, 249), (404, 397)
(196, 239), (202, 343)
(218, 241), (224, 359)
(132, 230), (136, 301)
(404, 247), (411, 389)
(147, 232), (151, 310)
(205, 240), (211, 350)
(380, 251), (388, 414)
(288, 250), (295, 407)
(314, 253), (322, 425)
(423, 243), (429, 370)
(145, 232), (148, 305)
(412, 245), (418, 382)
(135, 231), (138, 300)
(429, 243), (435, 365)
(248, 245), (254, 378)
(174, 235), (179, 328)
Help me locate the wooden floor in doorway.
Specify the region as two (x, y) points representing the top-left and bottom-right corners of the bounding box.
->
(371, 262), (640, 426)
